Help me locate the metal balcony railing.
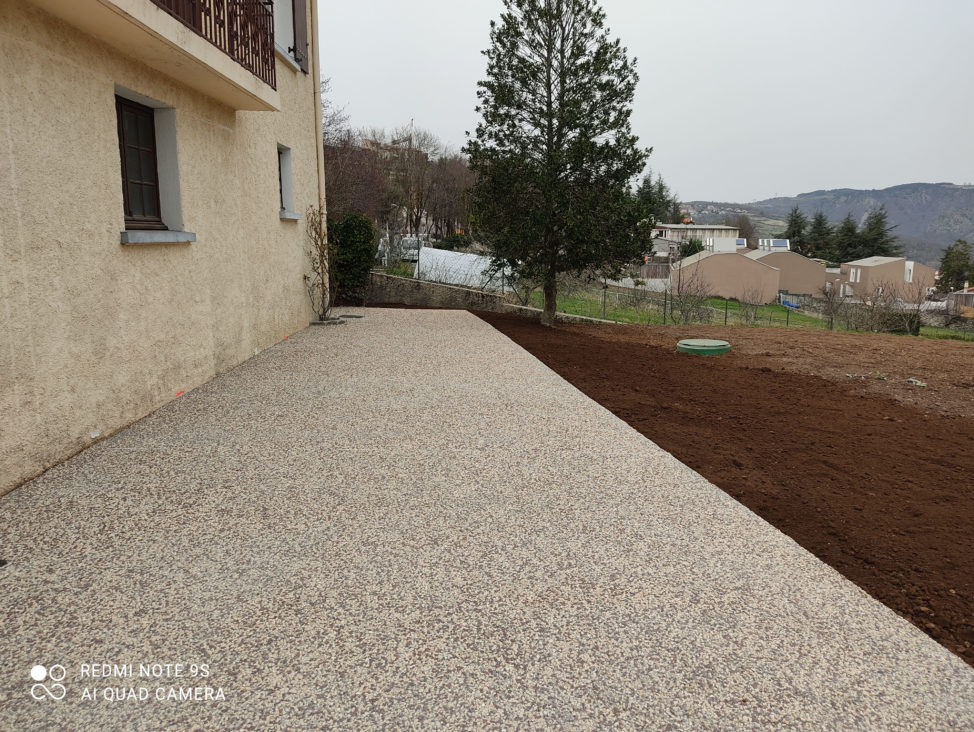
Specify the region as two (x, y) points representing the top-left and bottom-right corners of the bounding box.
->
(150, 0), (276, 89)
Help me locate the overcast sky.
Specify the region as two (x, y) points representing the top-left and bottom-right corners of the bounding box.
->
(318, 0), (974, 203)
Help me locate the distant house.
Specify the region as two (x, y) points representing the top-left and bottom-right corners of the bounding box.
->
(654, 223), (740, 243)
(828, 257), (936, 301)
(756, 238), (791, 251)
(703, 238), (749, 253)
(671, 252), (780, 304)
(648, 224), (742, 262)
(743, 250), (827, 297)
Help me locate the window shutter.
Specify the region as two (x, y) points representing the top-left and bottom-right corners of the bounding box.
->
(292, 0), (309, 73)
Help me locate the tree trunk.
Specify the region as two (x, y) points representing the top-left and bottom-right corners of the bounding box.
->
(541, 278), (557, 326)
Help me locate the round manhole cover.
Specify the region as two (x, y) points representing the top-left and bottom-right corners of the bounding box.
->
(676, 338), (731, 355)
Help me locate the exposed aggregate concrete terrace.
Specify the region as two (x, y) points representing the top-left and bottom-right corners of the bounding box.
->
(1, 308), (972, 729)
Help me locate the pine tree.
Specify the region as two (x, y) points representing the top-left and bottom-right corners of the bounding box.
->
(806, 211), (833, 261)
(858, 206), (902, 258)
(778, 206), (808, 255)
(833, 214), (861, 263)
(636, 171), (681, 224)
(465, 0), (650, 325)
(938, 239), (972, 292)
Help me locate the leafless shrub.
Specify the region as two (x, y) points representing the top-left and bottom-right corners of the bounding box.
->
(670, 265), (713, 324)
(506, 274), (541, 306)
(738, 285), (763, 325)
(303, 204), (332, 320)
(818, 283), (847, 330)
(852, 280), (923, 334)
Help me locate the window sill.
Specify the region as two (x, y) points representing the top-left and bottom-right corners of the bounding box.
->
(280, 210), (301, 221)
(121, 230), (197, 245)
(275, 45), (301, 73)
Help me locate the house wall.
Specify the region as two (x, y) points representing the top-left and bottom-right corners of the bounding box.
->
(0, 0), (322, 495)
(655, 226), (739, 242)
(858, 260), (902, 298)
(840, 260), (936, 301)
(908, 263), (937, 299)
(758, 252), (827, 296)
(672, 254), (780, 304)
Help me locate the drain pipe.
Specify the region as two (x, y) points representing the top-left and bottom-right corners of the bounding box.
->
(310, 0), (326, 210)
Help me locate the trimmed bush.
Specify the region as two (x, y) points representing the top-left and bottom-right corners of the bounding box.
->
(331, 214), (377, 305)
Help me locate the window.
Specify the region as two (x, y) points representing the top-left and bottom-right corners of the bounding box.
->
(273, 0), (309, 72)
(277, 144), (299, 220)
(115, 88), (194, 244)
(116, 96), (164, 230)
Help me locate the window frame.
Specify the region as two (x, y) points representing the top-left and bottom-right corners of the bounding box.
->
(277, 143), (300, 220)
(115, 95), (166, 231)
(272, 0), (309, 73)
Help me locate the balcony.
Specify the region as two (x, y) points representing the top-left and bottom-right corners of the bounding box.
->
(30, 0), (282, 111)
(150, 0), (276, 90)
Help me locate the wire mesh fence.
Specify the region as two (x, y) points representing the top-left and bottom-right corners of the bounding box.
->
(528, 286), (967, 336)
(386, 256), (974, 341)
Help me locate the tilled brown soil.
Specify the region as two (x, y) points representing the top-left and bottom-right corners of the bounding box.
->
(475, 312), (974, 665)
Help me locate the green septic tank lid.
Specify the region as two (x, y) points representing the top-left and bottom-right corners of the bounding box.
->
(676, 338), (731, 355)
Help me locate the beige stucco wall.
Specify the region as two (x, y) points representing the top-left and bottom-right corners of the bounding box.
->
(907, 262), (936, 300)
(672, 253), (780, 304)
(758, 252), (827, 296)
(859, 260), (902, 298)
(0, 0), (322, 495)
(839, 260), (936, 301)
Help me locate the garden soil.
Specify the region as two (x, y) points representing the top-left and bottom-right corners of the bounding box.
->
(474, 311), (974, 666)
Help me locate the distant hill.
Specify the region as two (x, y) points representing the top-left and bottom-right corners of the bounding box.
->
(687, 183), (974, 267)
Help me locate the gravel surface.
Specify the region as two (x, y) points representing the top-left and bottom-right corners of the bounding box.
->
(1, 308), (972, 730)
(476, 310), (974, 666)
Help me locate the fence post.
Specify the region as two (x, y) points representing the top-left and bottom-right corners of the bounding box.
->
(724, 298), (728, 325)
(663, 290), (667, 325)
(786, 309), (790, 327)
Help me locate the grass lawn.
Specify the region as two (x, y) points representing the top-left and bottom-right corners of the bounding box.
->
(918, 326), (974, 342)
(528, 287), (973, 343)
(529, 288), (830, 329)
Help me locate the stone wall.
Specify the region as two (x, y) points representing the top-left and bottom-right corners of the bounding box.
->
(366, 273), (615, 325)
(366, 273), (513, 312)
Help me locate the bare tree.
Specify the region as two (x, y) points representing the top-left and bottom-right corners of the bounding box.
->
(885, 278), (927, 335)
(724, 213), (756, 248)
(818, 282), (847, 330)
(320, 78), (350, 146)
(670, 265), (713, 324)
(738, 285), (763, 325)
(852, 281), (924, 334)
(327, 122), (477, 246)
(385, 124), (441, 236)
(303, 204), (332, 319)
(428, 153), (476, 239)
(323, 133), (391, 223)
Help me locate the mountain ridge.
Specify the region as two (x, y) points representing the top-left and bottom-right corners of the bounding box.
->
(687, 183), (974, 266)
